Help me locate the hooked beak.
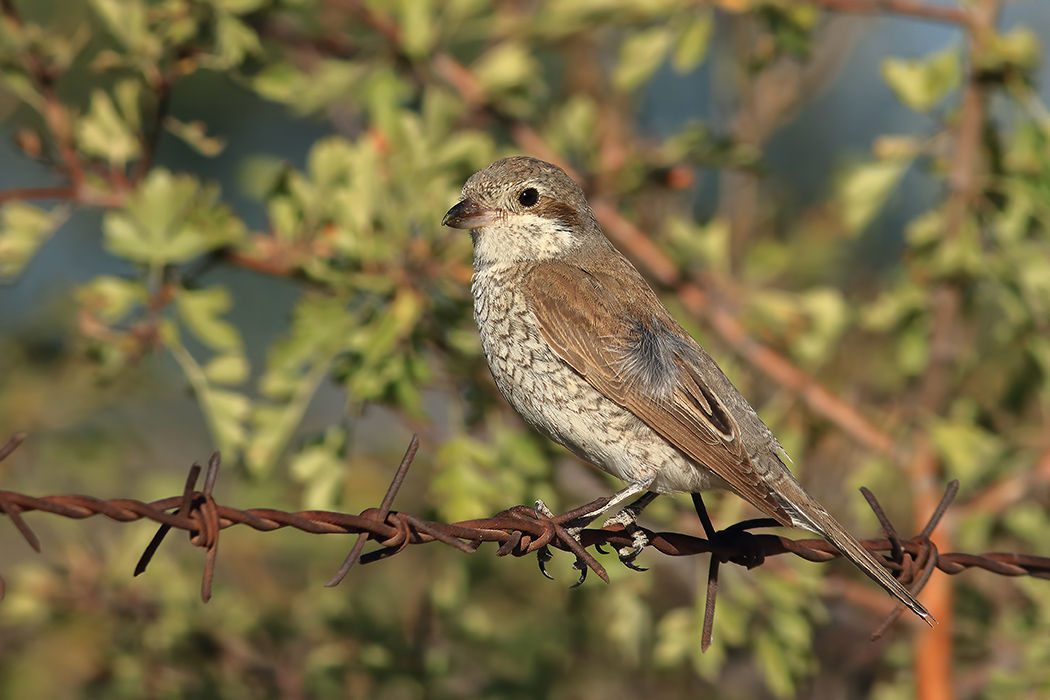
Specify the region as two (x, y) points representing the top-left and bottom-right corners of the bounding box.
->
(442, 198), (498, 229)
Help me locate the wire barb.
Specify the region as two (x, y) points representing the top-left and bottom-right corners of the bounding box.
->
(1, 435), (1048, 645)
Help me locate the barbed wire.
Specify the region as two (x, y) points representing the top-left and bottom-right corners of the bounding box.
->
(1, 432), (1048, 648)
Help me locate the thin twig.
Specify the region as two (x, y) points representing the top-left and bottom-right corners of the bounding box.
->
(810, 0), (969, 25)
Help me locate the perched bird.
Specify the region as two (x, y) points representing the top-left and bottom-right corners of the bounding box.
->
(443, 155), (931, 623)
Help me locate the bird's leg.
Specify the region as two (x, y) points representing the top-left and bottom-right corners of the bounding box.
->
(602, 491), (660, 570)
(533, 476), (656, 585)
(692, 493), (767, 568)
(691, 493), (718, 540)
(535, 475), (655, 534)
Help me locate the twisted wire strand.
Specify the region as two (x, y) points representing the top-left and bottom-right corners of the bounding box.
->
(1, 433), (1048, 644)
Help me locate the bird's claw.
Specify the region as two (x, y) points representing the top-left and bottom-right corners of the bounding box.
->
(614, 527), (650, 571)
(569, 556), (588, 588)
(537, 545), (555, 581)
(534, 502), (590, 586)
(601, 508), (651, 571)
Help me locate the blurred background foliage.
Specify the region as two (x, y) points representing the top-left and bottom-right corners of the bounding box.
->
(1, 0), (1049, 697)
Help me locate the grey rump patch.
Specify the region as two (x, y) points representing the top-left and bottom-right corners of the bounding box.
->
(616, 320), (689, 398)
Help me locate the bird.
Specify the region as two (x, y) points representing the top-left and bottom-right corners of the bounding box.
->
(442, 155), (931, 623)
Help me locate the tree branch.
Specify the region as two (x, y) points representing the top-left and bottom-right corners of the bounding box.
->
(809, 0), (969, 25)
(909, 1), (1000, 697)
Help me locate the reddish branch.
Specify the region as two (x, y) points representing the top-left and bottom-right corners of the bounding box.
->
(810, 0), (969, 25)
(907, 1), (1000, 698)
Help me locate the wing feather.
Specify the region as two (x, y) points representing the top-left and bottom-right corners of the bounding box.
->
(526, 260), (792, 526)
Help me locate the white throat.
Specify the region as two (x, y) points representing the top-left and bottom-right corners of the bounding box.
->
(471, 213), (576, 268)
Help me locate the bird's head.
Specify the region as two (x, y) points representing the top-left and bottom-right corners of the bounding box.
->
(442, 156), (601, 266)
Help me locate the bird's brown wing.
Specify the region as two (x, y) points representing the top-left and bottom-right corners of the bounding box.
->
(526, 259), (793, 526)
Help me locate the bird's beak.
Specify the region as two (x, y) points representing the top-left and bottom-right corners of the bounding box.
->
(442, 198), (497, 229)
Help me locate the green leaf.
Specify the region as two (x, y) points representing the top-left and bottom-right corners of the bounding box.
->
(200, 386), (251, 457)
(930, 414), (1002, 483)
(472, 42), (539, 94)
(289, 428), (346, 510)
(75, 89), (142, 166)
(794, 287), (848, 365)
(981, 27), (1041, 74)
(89, 0), (159, 58)
(113, 79), (141, 131)
(166, 337), (251, 459)
(615, 27), (674, 92)
(209, 12), (261, 68)
(664, 216), (730, 271)
(896, 320), (930, 376)
(175, 286), (242, 352)
(397, 0), (435, 59)
(0, 202), (66, 278)
(0, 69), (45, 113)
(672, 11), (713, 73)
(861, 282), (926, 331)
(212, 0), (267, 13)
(102, 169), (246, 266)
(164, 116), (226, 157)
(836, 155), (913, 235)
(76, 276), (146, 323)
(203, 353), (250, 385)
(755, 631), (795, 698)
(251, 60), (365, 115)
(881, 48), (960, 112)
(246, 294), (354, 474)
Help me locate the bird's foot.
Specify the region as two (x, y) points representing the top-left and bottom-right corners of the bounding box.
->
(600, 491), (659, 571)
(709, 524), (769, 569)
(533, 479), (657, 586)
(614, 528), (650, 572)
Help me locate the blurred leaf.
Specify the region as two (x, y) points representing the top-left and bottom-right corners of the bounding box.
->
(167, 337), (251, 458)
(861, 281), (927, 331)
(396, 0), (435, 59)
(209, 11), (261, 68)
(896, 320), (930, 376)
(76, 275), (146, 324)
(881, 48), (960, 112)
(981, 27), (1041, 74)
(175, 286), (241, 351)
(793, 287), (848, 366)
(615, 27), (674, 91)
(199, 385), (251, 456)
(289, 428), (346, 510)
(89, 0), (159, 57)
(755, 629), (794, 698)
(252, 60), (366, 114)
(113, 79), (141, 131)
(164, 116), (226, 156)
(212, 0), (267, 13)
(432, 422), (551, 521)
(664, 216), (730, 271)
(75, 89), (142, 166)
(836, 155), (913, 235)
(203, 352), (250, 385)
(0, 202), (67, 278)
(930, 409), (1003, 483)
(0, 69), (45, 113)
(472, 41), (539, 94)
(672, 11), (713, 73)
(102, 169), (246, 266)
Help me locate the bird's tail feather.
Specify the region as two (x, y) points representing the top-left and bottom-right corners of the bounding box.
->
(775, 480), (934, 625)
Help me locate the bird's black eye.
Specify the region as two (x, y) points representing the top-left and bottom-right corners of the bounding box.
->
(518, 187), (539, 208)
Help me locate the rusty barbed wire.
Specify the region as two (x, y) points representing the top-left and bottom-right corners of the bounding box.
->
(1, 432), (1048, 648)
